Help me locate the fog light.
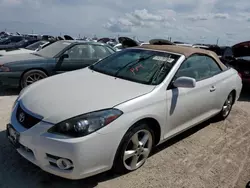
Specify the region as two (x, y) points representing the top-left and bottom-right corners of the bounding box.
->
(56, 158), (73, 170)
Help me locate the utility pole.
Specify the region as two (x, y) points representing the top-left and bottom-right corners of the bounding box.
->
(216, 38), (219, 45)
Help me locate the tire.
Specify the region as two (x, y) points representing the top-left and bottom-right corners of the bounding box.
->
(246, 181), (250, 188)
(112, 122), (155, 174)
(216, 92), (234, 120)
(20, 70), (48, 89)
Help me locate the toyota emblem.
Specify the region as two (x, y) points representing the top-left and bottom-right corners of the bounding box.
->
(19, 112), (25, 123)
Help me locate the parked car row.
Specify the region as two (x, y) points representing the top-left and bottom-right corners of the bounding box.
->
(0, 40), (116, 88)
(4, 36), (242, 180)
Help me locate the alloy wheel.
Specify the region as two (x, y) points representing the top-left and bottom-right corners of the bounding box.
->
(222, 94), (233, 117)
(123, 129), (153, 171)
(25, 73), (46, 86)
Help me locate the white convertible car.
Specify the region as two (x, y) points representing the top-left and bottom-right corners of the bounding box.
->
(7, 45), (242, 180)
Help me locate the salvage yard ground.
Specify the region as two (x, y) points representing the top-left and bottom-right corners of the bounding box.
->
(0, 88), (250, 188)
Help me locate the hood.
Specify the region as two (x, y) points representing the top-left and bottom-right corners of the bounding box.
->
(0, 53), (46, 64)
(118, 37), (139, 48)
(64, 35), (74, 40)
(19, 68), (155, 124)
(0, 44), (16, 50)
(0, 48), (33, 56)
(57, 36), (64, 40)
(97, 38), (111, 43)
(149, 39), (175, 45)
(232, 41), (250, 58)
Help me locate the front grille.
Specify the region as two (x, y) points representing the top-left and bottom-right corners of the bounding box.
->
(16, 105), (41, 129)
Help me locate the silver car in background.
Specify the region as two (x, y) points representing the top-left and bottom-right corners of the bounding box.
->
(7, 45), (242, 180)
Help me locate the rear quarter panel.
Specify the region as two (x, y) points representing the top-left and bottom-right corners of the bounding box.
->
(212, 67), (242, 111)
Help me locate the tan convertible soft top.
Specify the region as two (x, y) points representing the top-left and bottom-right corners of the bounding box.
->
(136, 44), (228, 70)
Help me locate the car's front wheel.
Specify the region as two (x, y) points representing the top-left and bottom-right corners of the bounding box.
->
(113, 123), (154, 174)
(20, 69), (48, 89)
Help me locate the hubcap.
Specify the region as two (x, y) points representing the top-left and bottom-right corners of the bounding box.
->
(222, 94), (233, 117)
(123, 130), (153, 171)
(25, 73), (45, 86)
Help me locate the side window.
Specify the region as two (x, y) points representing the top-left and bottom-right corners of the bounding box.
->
(63, 44), (91, 59)
(175, 55), (222, 81)
(203, 56), (222, 75)
(105, 46), (115, 54)
(89, 45), (112, 59)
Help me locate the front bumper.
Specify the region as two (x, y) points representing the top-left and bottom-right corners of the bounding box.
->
(0, 72), (22, 88)
(8, 104), (124, 180)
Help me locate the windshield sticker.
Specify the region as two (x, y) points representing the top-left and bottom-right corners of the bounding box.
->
(152, 56), (175, 63)
(130, 64), (144, 75)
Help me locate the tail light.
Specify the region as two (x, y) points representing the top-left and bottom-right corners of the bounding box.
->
(0, 64), (10, 72)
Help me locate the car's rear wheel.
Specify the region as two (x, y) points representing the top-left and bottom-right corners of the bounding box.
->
(216, 92), (234, 120)
(113, 123), (154, 174)
(20, 70), (47, 89)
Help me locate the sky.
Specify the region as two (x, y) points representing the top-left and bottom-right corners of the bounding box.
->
(0, 0), (250, 45)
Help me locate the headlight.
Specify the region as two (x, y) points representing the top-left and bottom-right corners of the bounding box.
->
(48, 109), (123, 138)
(0, 64), (10, 72)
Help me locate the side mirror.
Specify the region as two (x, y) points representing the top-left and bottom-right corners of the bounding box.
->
(173, 76), (196, 88)
(55, 54), (69, 70)
(61, 54), (69, 59)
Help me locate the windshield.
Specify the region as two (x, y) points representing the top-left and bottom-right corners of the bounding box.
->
(90, 48), (181, 85)
(32, 41), (71, 58)
(25, 41), (47, 50)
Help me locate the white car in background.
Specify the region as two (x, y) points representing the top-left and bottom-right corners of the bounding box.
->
(0, 40), (49, 56)
(7, 45), (242, 180)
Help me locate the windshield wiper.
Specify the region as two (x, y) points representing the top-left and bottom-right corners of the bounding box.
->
(114, 54), (157, 77)
(148, 57), (173, 84)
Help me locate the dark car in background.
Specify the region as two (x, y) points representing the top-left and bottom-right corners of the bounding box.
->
(0, 40), (116, 89)
(0, 35), (24, 45)
(229, 41), (250, 84)
(0, 38), (39, 51)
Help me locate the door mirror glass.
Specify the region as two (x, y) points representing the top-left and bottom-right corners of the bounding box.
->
(61, 54), (69, 59)
(173, 76), (196, 88)
(55, 54), (69, 70)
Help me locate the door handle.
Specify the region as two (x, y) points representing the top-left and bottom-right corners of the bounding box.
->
(210, 86), (216, 92)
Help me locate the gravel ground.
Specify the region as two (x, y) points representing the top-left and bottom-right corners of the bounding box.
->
(0, 87), (250, 188)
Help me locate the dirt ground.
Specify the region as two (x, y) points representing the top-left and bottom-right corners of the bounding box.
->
(0, 87), (250, 188)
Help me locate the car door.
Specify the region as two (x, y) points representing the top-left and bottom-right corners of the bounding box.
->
(200, 55), (228, 112)
(164, 54), (220, 138)
(55, 44), (94, 74)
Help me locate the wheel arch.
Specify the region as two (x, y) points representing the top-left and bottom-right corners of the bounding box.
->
(19, 68), (49, 87)
(112, 116), (162, 172)
(231, 89), (237, 104)
(126, 117), (162, 146)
